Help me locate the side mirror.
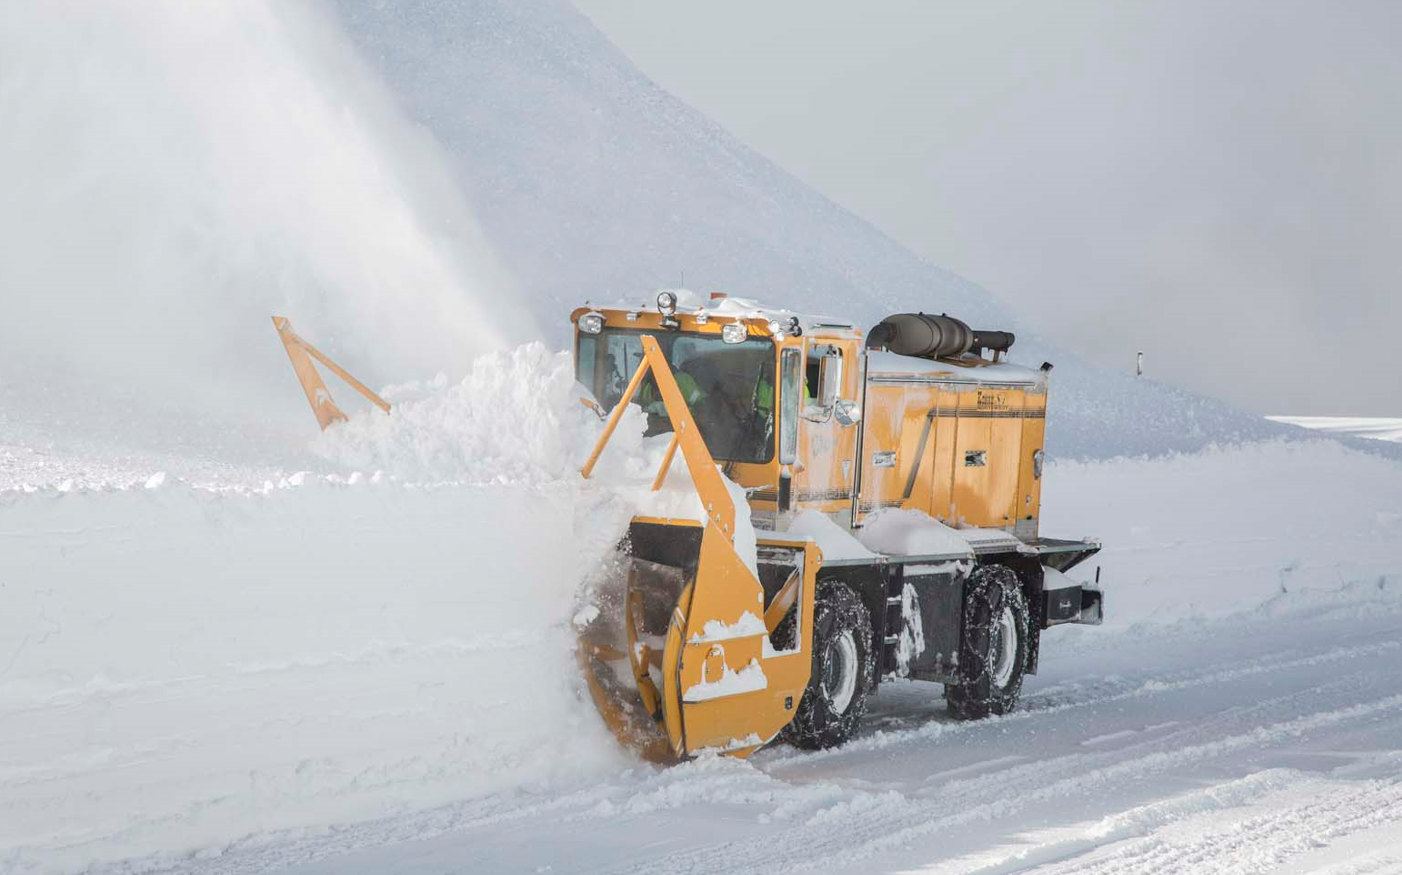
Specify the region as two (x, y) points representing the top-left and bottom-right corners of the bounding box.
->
(834, 399), (861, 427)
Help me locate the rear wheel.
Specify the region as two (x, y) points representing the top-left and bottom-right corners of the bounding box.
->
(787, 582), (874, 749)
(946, 565), (1029, 720)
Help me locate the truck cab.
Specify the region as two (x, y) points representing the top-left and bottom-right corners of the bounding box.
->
(572, 290), (1103, 753)
(572, 292), (865, 531)
(572, 291), (1055, 540)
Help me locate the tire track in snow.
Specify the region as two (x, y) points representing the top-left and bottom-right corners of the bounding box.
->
(1014, 769), (1402, 875)
(817, 684), (1402, 873)
(172, 610), (1402, 875)
(615, 681), (1402, 875)
(761, 636), (1402, 765)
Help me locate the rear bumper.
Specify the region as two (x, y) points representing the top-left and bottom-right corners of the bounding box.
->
(1044, 585), (1103, 626)
(1075, 587), (1103, 625)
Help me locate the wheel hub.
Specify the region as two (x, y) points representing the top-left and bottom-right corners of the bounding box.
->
(991, 605), (1018, 688)
(822, 630), (859, 714)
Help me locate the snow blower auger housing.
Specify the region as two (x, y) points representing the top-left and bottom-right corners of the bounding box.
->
(571, 293), (1104, 757)
(577, 334), (819, 760)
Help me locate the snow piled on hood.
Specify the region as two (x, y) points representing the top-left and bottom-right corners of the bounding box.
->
(857, 508), (976, 557)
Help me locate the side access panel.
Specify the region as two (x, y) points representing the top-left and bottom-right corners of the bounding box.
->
(890, 560), (970, 684)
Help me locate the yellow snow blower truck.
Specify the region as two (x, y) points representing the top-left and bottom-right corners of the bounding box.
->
(273, 294), (1102, 762)
(568, 294), (1102, 760)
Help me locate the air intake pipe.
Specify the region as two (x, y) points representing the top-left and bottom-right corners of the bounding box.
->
(865, 313), (1015, 359)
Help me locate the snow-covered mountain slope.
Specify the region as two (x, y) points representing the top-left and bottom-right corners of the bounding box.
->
(0, 0), (1386, 461)
(1269, 416), (1402, 444)
(321, 0), (1348, 460)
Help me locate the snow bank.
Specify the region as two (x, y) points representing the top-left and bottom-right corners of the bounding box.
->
(0, 479), (634, 874)
(1041, 439), (1402, 629)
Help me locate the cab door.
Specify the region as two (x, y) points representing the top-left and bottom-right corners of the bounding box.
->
(794, 339), (862, 521)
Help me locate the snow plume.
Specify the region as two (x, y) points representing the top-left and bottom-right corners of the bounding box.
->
(0, 0), (533, 426)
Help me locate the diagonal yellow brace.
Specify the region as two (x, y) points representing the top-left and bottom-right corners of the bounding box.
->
(579, 335), (735, 540)
(272, 316), (391, 432)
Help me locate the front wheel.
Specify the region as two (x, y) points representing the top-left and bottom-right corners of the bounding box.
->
(787, 581), (874, 749)
(946, 565), (1029, 720)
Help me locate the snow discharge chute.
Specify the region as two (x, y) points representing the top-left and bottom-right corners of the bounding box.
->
(576, 335), (817, 760)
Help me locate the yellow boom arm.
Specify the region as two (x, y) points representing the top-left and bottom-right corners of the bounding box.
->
(580, 335), (737, 541)
(272, 316), (390, 431)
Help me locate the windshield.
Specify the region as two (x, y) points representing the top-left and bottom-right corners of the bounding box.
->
(577, 329), (776, 463)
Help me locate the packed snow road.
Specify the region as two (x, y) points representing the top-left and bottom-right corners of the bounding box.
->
(4, 433), (1400, 874)
(174, 587), (1402, 875)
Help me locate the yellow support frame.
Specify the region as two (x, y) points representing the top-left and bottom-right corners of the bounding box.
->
(580, 334), (737, 541)
(272, 316), (391, 431)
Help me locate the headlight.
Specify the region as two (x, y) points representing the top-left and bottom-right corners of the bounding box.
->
(578, 312), (604, 334)
(721, 322), (747, 344)
(656, 291), (678, 316)
(766, 319), (782, 335)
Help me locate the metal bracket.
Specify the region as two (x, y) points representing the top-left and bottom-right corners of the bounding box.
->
(271, 316), (390, 431)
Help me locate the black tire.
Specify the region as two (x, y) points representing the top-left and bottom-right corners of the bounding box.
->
(787, 581), (874, 749)
(946, 565), (1029, 720)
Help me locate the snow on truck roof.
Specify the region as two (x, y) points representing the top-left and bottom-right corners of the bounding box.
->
(587, 290), (1043, 383)
(865, 350), (1046, 387)
(590, 289), (857, 334)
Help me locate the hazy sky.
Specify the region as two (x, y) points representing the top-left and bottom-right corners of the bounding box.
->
(573, 0), (1402, 416)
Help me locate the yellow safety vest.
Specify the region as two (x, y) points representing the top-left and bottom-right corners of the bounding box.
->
(640, 372), (705, 414)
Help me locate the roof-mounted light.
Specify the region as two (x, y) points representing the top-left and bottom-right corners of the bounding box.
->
(578, 312), (604, 334)
(656, 291), (679, 329)
(766, 316), (803, 339)
(721, 322), (747, 344)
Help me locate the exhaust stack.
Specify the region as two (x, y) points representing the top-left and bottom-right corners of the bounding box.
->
(866, 313), (1015, 360)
